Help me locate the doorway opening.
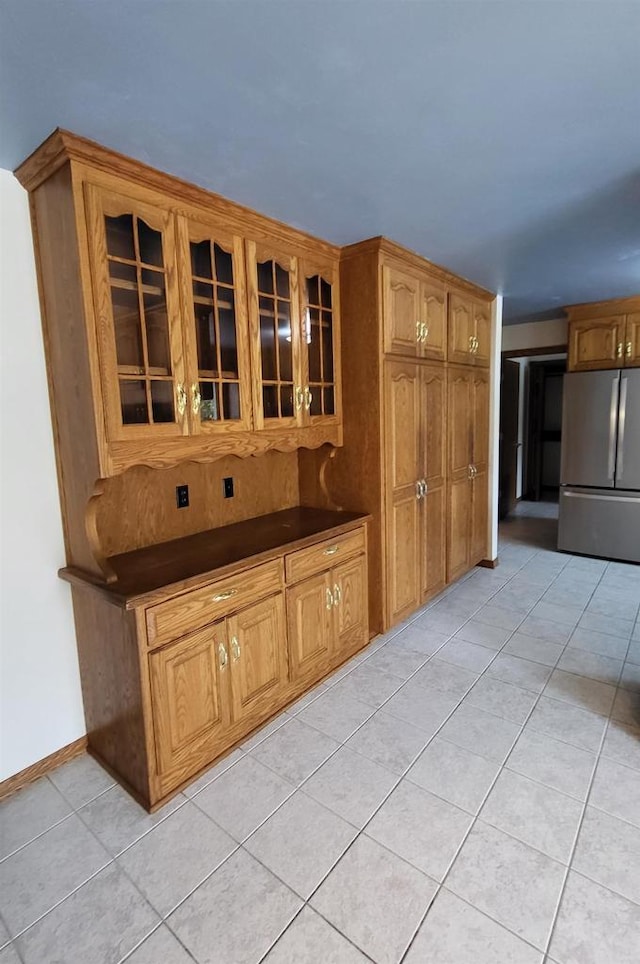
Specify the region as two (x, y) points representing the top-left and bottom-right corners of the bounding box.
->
(499, 348), (567, 522)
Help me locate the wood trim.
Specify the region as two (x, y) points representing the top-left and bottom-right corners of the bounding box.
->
(564, 295), (640, 319)
(477, 557), (499, 569)
(0, 737), (88, 802)
(340, 236), (495, 301)
(15, 129), (340, 260)
(502, 345), (567, 358)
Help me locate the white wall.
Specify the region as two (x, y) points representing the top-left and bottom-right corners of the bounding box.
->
(0, 169), (85, 780)
(501, 317), (567, 353)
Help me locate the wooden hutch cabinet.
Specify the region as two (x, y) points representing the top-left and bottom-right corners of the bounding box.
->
(566, 296), (640, 372)
(15, 130), (363, 810)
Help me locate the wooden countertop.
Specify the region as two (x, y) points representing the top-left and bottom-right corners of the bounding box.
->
(60, 506), (370, 608)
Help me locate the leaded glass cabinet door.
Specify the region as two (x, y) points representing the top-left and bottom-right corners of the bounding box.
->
(85, 185), (187, 442)
(176, 216), (252, 434)
(299, 258), (341, 426)
(246, 241), (303, 429)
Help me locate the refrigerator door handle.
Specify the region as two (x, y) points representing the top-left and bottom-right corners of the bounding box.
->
(607, 375), (619, 481)
(616, 377), (628, 482)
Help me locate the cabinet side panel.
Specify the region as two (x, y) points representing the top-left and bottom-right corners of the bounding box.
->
(31, 165), (102, 574)
(70, 586), (150, 802)
(301, 251), (383, 633)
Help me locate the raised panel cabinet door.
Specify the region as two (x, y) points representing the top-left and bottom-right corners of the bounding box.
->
(149, 622), (231, 781)
(448, 367), (473, 480)
(448, 477), (472, 582)
(226, 594), (289, 726)
(473, 302), (491, 367)
(420, 364), (447, 489)
(568, 318), (626, 371)
(625, 313), (640, 368)
(85, 184), (188, 442)
(246, 240), (304, 429)
(420, 278), (446, 361)
(384, 359), (421, 625)
(471, 469), (489, 565)
(383, 264), (422, 357)
(447, 367), (473, 582)
(469, 370), (490, 566)
(175, 215), (252, 434)
(385, 361), (421, 492)
(286, 571), (333, 684)
(332, 555), (368, 661)
(387, 492), (421, 626)
(299, 257), (342, 424)
(419, 363), (447, 601)
(471, 369), (490, 477)
(448, 292), (475, 365)
(422, 485), (447, 600)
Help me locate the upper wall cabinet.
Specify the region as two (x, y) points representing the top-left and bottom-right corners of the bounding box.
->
(246, 241), (341, 431)
(382, 263), (446, 361)
(448, 290), (491, 367)
(176, 214), (252, 435)
(17, 130), (342, 483)
(566, 297), (640, 372)
(86, 184), (188, 442)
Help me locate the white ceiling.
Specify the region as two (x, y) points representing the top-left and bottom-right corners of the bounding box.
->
(1, 0), (639, 322)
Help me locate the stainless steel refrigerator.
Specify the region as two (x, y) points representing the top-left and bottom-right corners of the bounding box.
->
(558, 368), (640, 563)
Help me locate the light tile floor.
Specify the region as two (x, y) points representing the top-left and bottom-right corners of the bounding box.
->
(2, 501), (640, 963)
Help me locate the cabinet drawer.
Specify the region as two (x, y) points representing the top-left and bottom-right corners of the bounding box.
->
(285, 528), (365, 584)
(146, 559), (284, 647)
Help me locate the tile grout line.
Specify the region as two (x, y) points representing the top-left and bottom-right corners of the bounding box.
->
(540, 557), (634, 958)
(397, 548), (614, 962)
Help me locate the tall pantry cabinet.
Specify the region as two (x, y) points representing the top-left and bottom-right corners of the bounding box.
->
(319, 237), (493, 635)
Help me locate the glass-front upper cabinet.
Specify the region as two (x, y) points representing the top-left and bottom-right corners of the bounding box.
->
(299, 258), (341, 426)
(85, 185), (187, 441)
(176, 216), (252, 434)
(246, 241), (302, 429)
(246, 242), (341, 430)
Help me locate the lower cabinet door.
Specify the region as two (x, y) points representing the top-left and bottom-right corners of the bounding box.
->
(471, 469), (489, 564)
(387, 491), (421, 625)
(149, 622), (231, 782)
(286, 572), (333, 684)
(332, 555), (368, 661)
(226, 593), (289, 726)
(448, 476), (472, 582)
(422, 485), (446, 601)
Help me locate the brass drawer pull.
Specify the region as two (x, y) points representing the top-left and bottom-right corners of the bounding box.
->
(627, 341), (633, 357)
(304, 386), (313, 411)
(326, 588), (334, 610)
(212, 589), (238, 602)
(617, 342), (624, 358)
(191, 382), (202, 415)
(334, 584), (341, 606)
(323, 545), (339, 556)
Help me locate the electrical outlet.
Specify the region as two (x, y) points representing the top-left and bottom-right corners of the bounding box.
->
(223, 477), (234, 499)
(176, 484), (189, 509)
